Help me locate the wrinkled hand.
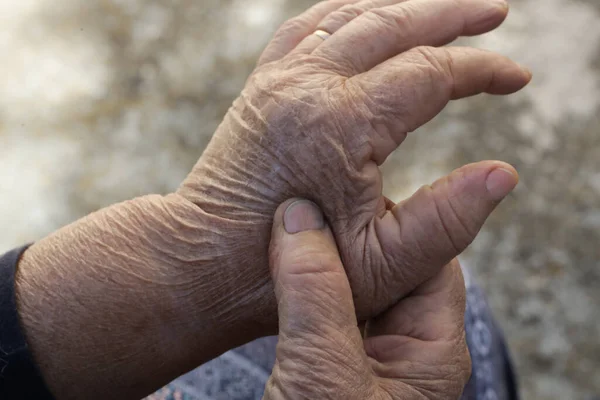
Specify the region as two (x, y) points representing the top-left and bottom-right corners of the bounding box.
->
(264, 199), (470, 400)
(13, 2), (524, 398)
(178, 0), (527, 326)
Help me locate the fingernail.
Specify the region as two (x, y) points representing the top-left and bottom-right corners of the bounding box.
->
(491, 0), (508, 9)
(520, 64), (533, 79)
(284, 200), (325, 234)
(486, 168), (518, 201)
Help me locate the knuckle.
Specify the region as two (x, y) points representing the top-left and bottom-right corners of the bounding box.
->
(413, 46), (443, 72)
(322, 1), (421, 34)
(413, 184), (465, 255)
(430, 187), (473, 253)
(445, 170), (481, 238)
(340, 78), (378, 120)
(364, 5), (416, 33)
(362, 9), (394, 31)
(410, 46), (454, 92)
(285, 244), (342, 277)
(440, 46), (457, 80)
(369, 5), (413, 31)
(277, 16), (309, 37)
(448, 206), (478, 244)
(320, 4), (367, 32)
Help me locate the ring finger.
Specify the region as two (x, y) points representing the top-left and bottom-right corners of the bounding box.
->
(289, 0), (404, 56)
(257, 0), (362, 66)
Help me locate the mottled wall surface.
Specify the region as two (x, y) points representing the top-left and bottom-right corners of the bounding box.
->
(1, 0), (599, 399)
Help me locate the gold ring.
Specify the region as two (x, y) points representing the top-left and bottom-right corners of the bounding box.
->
(313, 29), (331, 41)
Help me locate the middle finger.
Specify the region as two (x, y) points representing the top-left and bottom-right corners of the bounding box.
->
(313, 0), (509, 75)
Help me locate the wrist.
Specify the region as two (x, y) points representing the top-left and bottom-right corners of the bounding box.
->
(157, 193), (278, 349)
(15, 194), (273, 400)
(142, 192), (276, 330)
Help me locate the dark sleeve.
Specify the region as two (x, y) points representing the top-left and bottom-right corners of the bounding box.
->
(0, 247), (55, 400)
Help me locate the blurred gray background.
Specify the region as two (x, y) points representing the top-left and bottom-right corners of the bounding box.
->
(0, 0), (598, 398)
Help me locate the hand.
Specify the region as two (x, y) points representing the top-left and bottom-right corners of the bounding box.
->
(15, 1), (524, 398)
(179, 0), (527, 324)
(264, 199), (470, 400)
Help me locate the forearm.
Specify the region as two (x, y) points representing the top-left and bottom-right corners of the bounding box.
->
(15, 194), (273, 400)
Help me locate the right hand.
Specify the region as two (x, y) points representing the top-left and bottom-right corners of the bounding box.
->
(264, 199), (471, 399)
(178, 0), (527, 325)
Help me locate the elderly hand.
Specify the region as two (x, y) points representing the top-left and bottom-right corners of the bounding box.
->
(179, 0), (527, 323)
(15, 1), (525, 399)
(265, 199), (470, 400)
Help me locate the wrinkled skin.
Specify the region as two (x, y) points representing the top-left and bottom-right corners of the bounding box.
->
(178, 0), (530, 323)
(14, 1), (530, 399)
(264, 199), (471, 400)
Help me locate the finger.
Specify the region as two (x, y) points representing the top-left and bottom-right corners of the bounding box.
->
(353, 46), (532, 164)
(363, 260), (471, 398)
(289, 0), (401, 56)
(365, 259), (466, 344)
(313, 0), (509, 75)
(257, 0), (361, 66)
(364, 161), (518, 312)
(268, 200), (372, 398)
(269, 199), (360, 338)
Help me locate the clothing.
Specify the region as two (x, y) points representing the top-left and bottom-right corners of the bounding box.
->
(0, 248), (518, 399)
(148, 266), (519, 400)
(0, 247), (54, 400)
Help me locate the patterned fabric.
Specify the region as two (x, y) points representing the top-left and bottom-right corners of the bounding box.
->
(147, 266), (518, 400)
(461, 267), (519, 400)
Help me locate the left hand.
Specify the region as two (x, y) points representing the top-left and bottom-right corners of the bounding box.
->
(265, 198), (470, 400)
(179, 0), (527, 327)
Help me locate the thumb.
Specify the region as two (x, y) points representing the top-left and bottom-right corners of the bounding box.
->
(269, 199), (359, 337)
(363, 161), (519, 317)
(266, 200), (372, 399)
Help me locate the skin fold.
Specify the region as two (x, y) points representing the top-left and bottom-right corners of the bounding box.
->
(14, 0), (530, 399)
